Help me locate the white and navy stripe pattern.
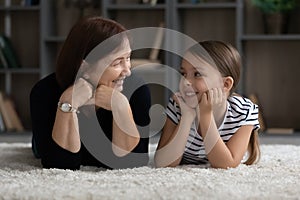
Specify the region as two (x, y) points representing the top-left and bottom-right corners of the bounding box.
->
(165, 95), (260, 165)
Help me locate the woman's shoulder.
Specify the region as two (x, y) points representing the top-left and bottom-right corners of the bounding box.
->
(31, 73), (57, 90)
(30, 73), (60, 99)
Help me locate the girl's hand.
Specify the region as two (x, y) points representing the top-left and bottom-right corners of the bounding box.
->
(199, 87), (224, 114)
(174, 92), (196, 119)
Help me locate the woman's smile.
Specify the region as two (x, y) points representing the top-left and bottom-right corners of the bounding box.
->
(112, 76), (126, 88)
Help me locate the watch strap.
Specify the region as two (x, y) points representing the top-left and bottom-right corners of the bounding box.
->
(57, 102), (79, 113)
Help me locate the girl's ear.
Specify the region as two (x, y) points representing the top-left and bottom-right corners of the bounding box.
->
(223, 76), (234, 93)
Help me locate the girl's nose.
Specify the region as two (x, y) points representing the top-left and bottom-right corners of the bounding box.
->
(183, 77), (192, 86)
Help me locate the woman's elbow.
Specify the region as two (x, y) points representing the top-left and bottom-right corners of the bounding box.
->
(112, 137), (140, 157)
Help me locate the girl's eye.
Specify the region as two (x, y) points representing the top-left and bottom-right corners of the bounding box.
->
(180, 71), (186, 77)
(195, 72), (202, 77)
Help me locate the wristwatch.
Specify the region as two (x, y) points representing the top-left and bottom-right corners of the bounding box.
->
(57, 102), (79, 113)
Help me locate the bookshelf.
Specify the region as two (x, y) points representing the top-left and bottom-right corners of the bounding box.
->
(240, 0), (300, 132)
(0, 0), (299, 135)
(0, 0), (40, 132)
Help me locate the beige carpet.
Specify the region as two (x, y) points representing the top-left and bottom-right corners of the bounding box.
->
(0, 143), (299, 200)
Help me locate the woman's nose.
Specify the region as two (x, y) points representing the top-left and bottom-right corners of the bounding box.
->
(122, 60), (131, 76)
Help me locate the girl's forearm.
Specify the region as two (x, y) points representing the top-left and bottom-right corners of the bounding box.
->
(200, 114), (237, 168)
(155, 115), (194, 167)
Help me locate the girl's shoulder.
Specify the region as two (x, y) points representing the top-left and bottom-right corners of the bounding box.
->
(226, 94), (260, 130)
(227, 94), (257, 112)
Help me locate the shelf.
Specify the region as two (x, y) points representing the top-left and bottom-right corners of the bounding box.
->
(0, 68), (40, 74)
(176, 2), (237, 9)
(0, 130), (32, 135)
(106, 4), (166, 10)
(0, 5), (40, 11)
(241, 34), (300, 41)
(261, 132), (300, 137)
(0, 131), (32, 143)
(44, 36), (66, 43)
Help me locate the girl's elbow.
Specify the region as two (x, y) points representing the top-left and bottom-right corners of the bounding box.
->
(154, 156), (180, 168)
(210, 161), (240, 169)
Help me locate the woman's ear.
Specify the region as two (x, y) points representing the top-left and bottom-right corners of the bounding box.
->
(223, 76), (234, 93)
(78, 60), (90, 78)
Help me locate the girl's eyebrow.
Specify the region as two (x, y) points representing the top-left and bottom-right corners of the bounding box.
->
(194, 66), (206, 73)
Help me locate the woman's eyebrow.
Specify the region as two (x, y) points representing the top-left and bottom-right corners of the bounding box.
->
(114, 52), (131, 61)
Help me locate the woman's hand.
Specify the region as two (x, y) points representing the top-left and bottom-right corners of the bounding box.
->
(93, 85), (127, 111)
(60, 78), (94, 109)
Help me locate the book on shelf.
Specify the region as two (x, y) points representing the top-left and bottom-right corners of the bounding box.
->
(0, 92), (14, 131)
(0, 110), (5, 132)
(21, 0), (40, 6)
(0, 34), (21, 69)
(131, 22), (164, 68)
(0, 47), (8, 69)
(0, 91), (24, 132)
(139, 0), (164, 5)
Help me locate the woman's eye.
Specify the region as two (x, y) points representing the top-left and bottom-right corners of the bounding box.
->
(112, 61), (121, 66)
(126, 56), (131, 61)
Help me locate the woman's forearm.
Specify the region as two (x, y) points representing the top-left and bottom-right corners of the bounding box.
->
(52, 110), (81, 153)
(111, 98), (140, 157)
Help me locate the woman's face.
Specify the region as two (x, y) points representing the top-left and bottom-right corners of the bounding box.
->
(179, 52), (222, 108)
(97, 38), (132, 91)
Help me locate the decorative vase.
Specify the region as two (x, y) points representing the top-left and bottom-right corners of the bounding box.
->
(263, 13), (289, 34)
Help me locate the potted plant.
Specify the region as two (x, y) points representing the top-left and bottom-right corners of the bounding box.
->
(251, 0), (298, 34)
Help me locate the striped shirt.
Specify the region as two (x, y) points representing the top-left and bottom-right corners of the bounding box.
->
(165, 95), (260, 165)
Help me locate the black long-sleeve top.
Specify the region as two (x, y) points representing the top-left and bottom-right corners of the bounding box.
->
(30, 73), (151, 170)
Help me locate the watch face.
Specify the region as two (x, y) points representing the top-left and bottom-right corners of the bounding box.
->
(61, 103), (71, 112)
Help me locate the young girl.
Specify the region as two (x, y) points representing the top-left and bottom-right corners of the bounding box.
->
(154, 40), (260, 169)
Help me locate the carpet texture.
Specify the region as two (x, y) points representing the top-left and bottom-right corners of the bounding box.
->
(0, 143), (299, 200)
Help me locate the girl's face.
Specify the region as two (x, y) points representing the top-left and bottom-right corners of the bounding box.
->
(98, 39), (132, 91)
(179, 52), (222, 108)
